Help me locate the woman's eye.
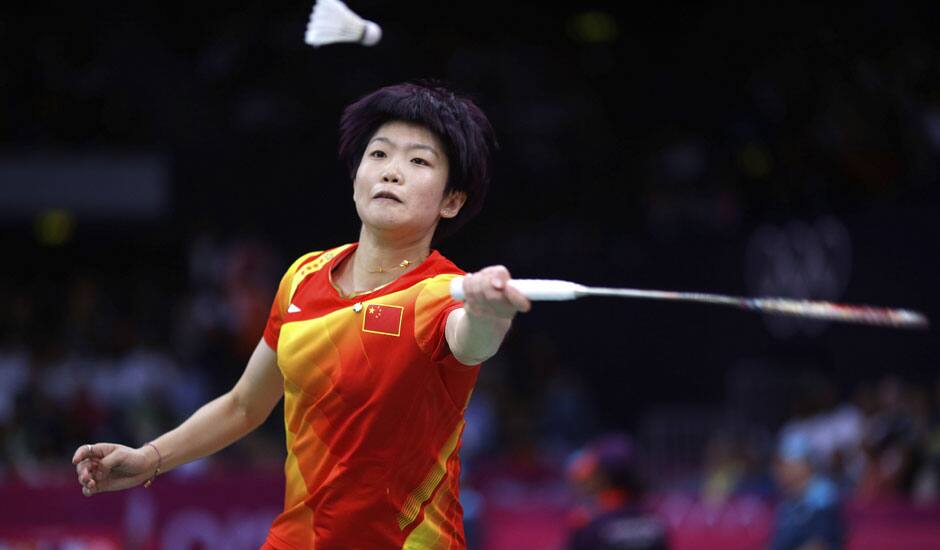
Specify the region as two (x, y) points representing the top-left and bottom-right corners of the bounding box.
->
(370, 150), (386, 158)
(411, 158), (429, 166)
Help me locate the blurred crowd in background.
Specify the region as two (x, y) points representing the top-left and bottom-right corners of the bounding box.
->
(1, 1), (938, 548)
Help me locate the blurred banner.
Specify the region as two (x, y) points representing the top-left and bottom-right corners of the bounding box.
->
(3, 470), (940, 550)
(1, 469), (282, 550)
(0, 153), (168, 221)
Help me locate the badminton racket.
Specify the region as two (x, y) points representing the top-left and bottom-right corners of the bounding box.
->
(450, 278), (928, 330)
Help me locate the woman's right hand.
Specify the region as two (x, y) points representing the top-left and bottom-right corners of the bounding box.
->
(72, 443), (159, 497)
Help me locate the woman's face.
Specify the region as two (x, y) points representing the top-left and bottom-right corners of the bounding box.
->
(353, 120), (465, 240)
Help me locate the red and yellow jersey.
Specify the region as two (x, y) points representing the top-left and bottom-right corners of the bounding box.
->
(262, 243), (479, 550)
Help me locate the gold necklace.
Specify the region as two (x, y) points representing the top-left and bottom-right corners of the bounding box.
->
(330, 252), (427, 298)
(365, 258), (421, 274)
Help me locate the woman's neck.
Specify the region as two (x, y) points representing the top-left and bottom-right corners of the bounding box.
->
(334, 227), (432, 296)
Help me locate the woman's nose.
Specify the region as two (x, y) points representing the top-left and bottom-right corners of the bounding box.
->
(381, 168), (401, 183)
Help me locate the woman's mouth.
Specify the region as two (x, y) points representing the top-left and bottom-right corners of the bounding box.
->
(372, 191), (402, 203)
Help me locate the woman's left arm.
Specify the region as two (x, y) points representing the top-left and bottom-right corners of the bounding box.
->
(445, 265), (531, 365)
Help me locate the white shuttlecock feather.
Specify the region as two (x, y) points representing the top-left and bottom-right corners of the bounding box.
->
(305, 0), (382, 47)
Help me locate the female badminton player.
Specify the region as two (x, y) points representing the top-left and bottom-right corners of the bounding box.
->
(72, 81), (530, 549)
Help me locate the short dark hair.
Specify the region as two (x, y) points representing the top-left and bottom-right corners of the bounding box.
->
(338, 80), (498, 244)
(568, 433), (646, 496)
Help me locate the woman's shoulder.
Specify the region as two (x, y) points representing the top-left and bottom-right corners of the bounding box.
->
(285, 243), (355, 275)
(411, 253), (466, 303)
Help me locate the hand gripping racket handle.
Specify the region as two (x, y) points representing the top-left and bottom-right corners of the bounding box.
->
(450, 277), (586, 301)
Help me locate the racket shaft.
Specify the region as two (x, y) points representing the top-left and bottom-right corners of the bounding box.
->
(450, 277), (927, 329)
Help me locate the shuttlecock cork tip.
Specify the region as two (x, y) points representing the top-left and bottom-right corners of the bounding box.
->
(361, 20), (382, 46)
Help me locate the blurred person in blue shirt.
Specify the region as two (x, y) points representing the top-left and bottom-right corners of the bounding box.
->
(769, 432), (844, 550)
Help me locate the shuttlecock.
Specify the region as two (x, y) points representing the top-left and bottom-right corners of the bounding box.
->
(305, 0), (382, 47)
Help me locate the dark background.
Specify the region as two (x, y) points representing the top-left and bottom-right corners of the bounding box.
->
(2, 0), (938, 491)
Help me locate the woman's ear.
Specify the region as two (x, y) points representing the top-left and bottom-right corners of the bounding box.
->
(440, 190), (467, 219)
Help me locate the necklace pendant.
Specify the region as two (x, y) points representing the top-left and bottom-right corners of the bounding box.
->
(353, 302), (363, 313)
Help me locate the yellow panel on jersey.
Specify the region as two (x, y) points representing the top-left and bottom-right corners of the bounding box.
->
(262, 243), (479, 550)
(398, 419), (465, 530)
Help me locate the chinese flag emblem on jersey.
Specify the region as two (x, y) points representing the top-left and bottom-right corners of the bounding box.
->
(362, 303), (404, 336)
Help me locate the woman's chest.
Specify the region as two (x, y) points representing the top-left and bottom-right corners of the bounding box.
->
(277, 297), (427, 405)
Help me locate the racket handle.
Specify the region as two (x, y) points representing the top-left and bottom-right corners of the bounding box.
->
(450, 277), (586, 301)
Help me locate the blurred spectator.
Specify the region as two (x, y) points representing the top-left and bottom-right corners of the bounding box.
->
(565, 433), (668, 550)
(700, 430), (745, 504)
(853, 376), (922, 503)
(0, 349), (29, 434)
(175, 231), (279, 395)
(699, 427), (775, 503)
(777, 374), (865, 492)
(769, 432), (844, 550)
(0, 229), (282, 480)
(535, 365), (598, 465)
(912, 375), (940, 503)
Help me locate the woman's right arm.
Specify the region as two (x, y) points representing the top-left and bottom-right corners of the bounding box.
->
(73, 338), (283, 496)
